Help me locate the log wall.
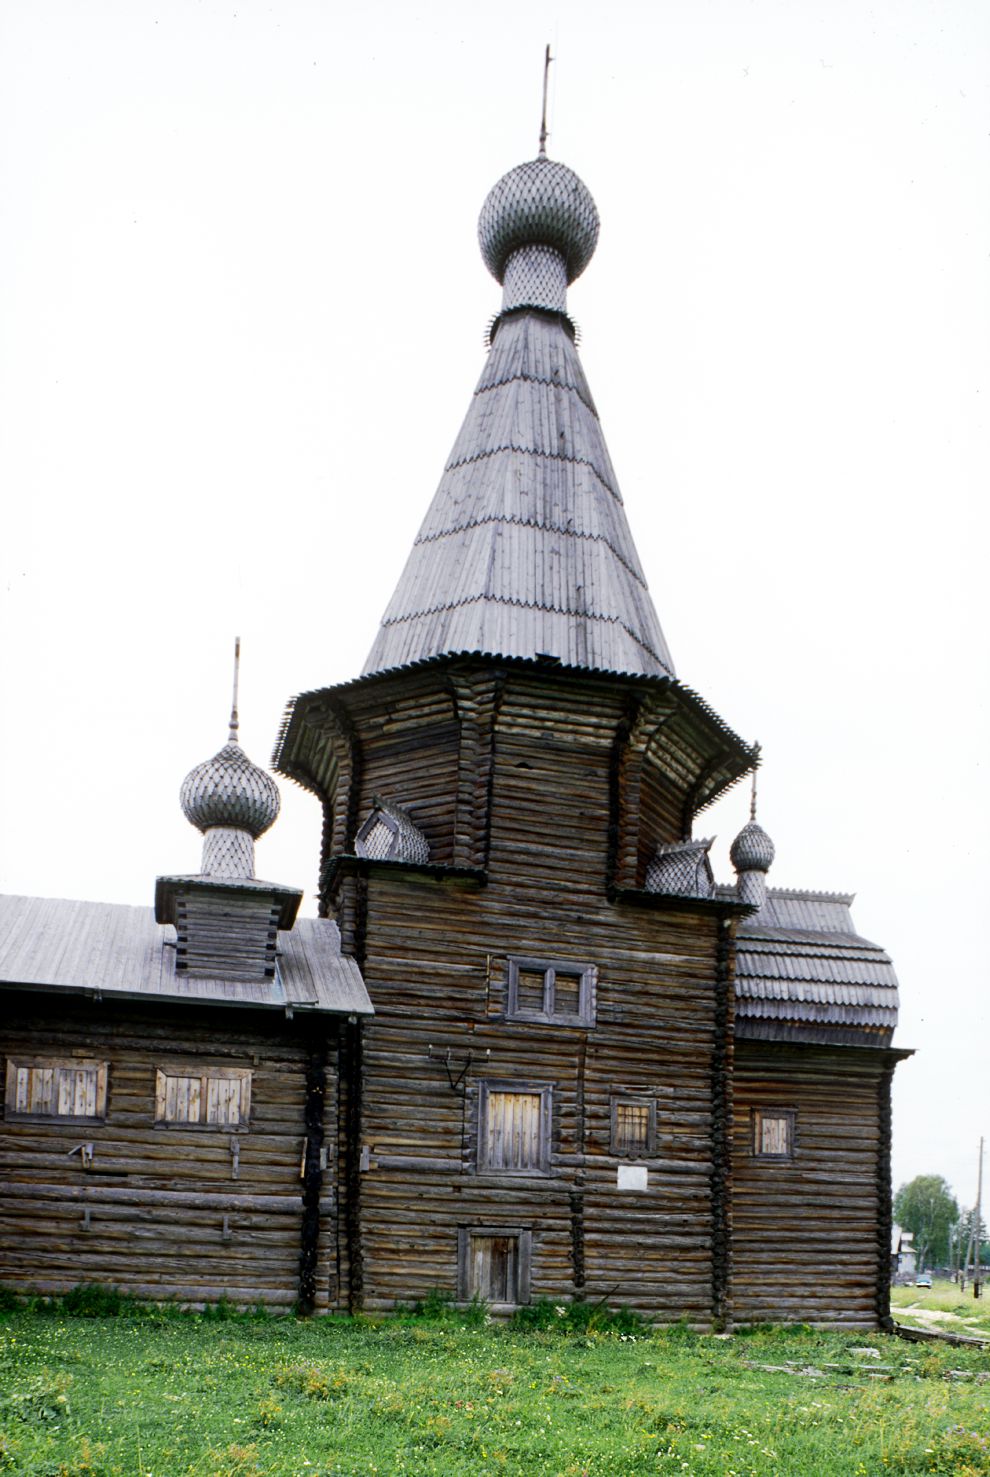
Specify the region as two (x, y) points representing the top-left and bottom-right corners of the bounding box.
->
(731, 1040), (890, 1328)
(0, 1000), (342, 1310)
(328, 669), (734, 1323)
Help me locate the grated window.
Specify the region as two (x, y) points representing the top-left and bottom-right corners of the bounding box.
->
(611, 1098), (655, 1155)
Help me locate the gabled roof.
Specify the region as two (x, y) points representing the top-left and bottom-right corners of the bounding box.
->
(363, 308), (675, 680)
(0, 894), (372, 1017)
(718, 886), (900, 1046)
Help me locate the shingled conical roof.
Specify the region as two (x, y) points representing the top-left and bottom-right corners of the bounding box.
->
(363, 155), (675, 680)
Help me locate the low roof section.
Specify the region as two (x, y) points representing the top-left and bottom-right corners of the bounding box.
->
(719, 886), (900, 1047)
(0, 894), (372, 1017)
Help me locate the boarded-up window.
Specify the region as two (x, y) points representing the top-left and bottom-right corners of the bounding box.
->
(752, 1109), (795, 1159)
(155, 1067), (251, 1127)
(5, 1058), (108, 1121)
(478, 1082), (551, 1174)
(458, 1227), (532, 1306)
(611, 1097), (656, 1155)
(506, 957), (596, 1026)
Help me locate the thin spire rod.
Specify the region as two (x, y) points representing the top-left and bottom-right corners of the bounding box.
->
(538, 44), (552, 157)
(750, 747), (760, 820)
(229, 636), (241, 742)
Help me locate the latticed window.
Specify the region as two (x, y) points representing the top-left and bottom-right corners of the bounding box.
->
(752, 1108), (795, 1159)
(458, 1227), (532, 1306)
(5, 1058), (107, 1121)
(155, 1067), (252, 1127)
(478, 1082), (551, 1174)
(611, 1097), (656, 1155)
(506, 957), (596, 1026)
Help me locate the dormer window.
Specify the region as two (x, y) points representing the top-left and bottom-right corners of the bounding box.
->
(645, 838), (715, 899)
(355, 797), (430, 864)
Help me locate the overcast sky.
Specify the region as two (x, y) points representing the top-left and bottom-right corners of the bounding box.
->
(1, 0), (987, 1210)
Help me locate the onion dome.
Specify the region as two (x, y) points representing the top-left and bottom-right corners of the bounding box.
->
(478, 156), (600, 286)
(175, 641), (282, 881)
(730, 820), (775, 875)
(180, 742), (280, 839)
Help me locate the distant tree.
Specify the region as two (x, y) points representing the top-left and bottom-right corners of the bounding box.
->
(893, 1175), (958, 1269)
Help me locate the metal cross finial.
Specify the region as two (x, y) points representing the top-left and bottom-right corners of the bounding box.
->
(750, 753), (760, 821)
(538, 44), (552, 157)
(228, 636), (241, 742)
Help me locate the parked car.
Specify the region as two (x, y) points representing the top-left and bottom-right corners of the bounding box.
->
(915, 1273), (933, 1288)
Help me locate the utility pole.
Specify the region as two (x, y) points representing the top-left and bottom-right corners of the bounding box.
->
(975, 1136), (984, 1299)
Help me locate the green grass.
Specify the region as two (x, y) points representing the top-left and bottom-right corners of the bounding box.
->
(892, 1281), (990, 1340)
(1, 1298), (988, 1475)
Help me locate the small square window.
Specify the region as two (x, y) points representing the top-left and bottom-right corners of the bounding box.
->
(752, 1109), (795, 1159)
(478, 1082), (551, 1175)
(155, 1067), (251, 1128)
(458, 1227), (532, 1306)
(611, 1097), (656, 1155)
(5, 1058), (108, 1122)
(506, 957), (596, 1026)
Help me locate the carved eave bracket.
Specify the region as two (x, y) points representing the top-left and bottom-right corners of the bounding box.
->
(609, 689), (679, 891)
(447, 667), (505, 872)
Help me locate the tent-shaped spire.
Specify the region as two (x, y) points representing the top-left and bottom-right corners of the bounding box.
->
(363, 154), (675, 680)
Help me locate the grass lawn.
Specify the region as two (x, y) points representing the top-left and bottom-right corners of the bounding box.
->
(1, 1299), (988, 1476)
(891, 1281), (990, 1341)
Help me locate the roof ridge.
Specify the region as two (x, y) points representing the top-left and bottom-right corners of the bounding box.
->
(765, 886), (856, 904)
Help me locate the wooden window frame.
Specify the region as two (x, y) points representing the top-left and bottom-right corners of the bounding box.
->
(457, 1226), (533, 1307)
(610, 1095), (657, 1156)
(477, 1080), (552, 1177)
(505, 956), (596, 1027)
(154, 1065), (252, 1130)
(751, 1107), (796, 1160)
(4, 1057), (108, 1123)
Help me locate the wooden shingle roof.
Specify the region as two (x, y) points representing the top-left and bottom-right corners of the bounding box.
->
(363, 307), (675, 680)
(0, 894), (372, 1017)
(724, 887), (900, 1046)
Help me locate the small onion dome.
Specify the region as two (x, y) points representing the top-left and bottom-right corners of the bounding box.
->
(478, 156), (600, 286)
(180, 742), (280, 839)
(730, 819), (776, 874)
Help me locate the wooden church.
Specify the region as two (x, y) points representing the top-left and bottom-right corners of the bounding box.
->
(0, 142), (908, 1327)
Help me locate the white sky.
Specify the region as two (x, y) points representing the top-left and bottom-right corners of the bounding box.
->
(1, 0), (987, 1210)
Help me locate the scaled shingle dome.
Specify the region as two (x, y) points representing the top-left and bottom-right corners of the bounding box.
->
(478, 156), (600, 285)
(180, 741), (280, 838)
(730, 819), (776, 874)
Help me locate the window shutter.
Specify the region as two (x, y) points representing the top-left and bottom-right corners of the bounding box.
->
(5, 1059), (107, 1121)
(155, 1066), (251, 1127)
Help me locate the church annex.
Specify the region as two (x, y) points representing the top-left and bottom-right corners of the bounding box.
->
(0, 143), (908, 1328)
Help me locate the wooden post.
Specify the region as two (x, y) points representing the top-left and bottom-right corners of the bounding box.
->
(297, 1036), (328, 1316)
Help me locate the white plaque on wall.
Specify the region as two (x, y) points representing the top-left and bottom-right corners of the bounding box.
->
(617, 1164), (648, 1191)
